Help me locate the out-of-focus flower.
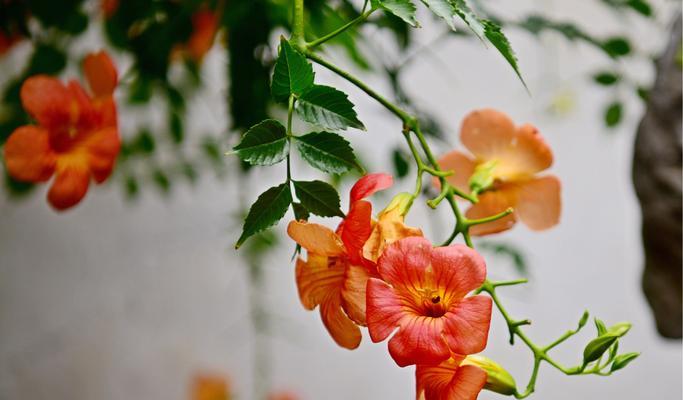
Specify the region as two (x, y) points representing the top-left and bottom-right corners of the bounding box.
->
(100, 0), (118, 18)
(366, 237), (492, 367)
(416, 356), (487, 400)
(192, 373), (231, 400)
(267, 390), (300, 400)
(287, 173), (394, 349)
(436, 109), (561, 235)
(172, 6), (220, 64)
(0, 30), (22, 55)
(3, 50), (120, 210)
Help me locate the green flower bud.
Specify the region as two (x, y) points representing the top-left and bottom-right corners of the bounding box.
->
(381, 192), (414, 217)
(608, 322), (631, 337)
(463, 355), (517, 396)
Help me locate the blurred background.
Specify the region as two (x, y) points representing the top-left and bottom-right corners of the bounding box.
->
(0, 0), (681, 399)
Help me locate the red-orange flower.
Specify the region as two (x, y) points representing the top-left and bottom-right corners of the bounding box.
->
(416, 356), (487, 400)
(267, 390), (299, 400)
(192, 373), (231, 400)
(437, 109), (561, 235)
(3, 51), (120, 210)
(288, 173), (419, 349)
(366, 237), (492, 367)
(172, 6), (220, 63)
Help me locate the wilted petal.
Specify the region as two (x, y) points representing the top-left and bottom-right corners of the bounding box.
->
(442, 295), (492, 355)
(349, 172), (393, 203)
(287, 221), (345, 256)
(431, 244), (487, 301)
(466, 186), (517, 236)
(516, 175), (561, 231)
(3, 126), (56, 182)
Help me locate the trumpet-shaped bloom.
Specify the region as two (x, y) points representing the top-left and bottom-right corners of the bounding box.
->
(3, 51), (120, 210)
(192, 374), (231, 400)
(416, 356), (487, 400)
(437, 109), (561, 235)
(367, 237), (492, 367)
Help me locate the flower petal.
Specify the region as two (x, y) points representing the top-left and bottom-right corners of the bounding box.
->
(460, 109), (516, 162)
(47, 160), (90, 210)
(295, 256), (344, 310)
(193, 374), (230, 400)
(466, 186), (518, 236)
(435, 150), (476, 193)
(319, 290), (362, 349)
(375, 236), (431, 291)
(341, 264), (373, 326)
(366, 277), (405, 342)
(363, 209), (424, 264)
(20, 76), (72, 130)
(444, 365), (487, 400)
(287, 220), (345, 256)
(442, 295), (492, 355)
(387, 315), (450, 367)
(338, 199), (373, 265)
(83, 126), (120, 183)
(83, 51), (118, 98)
(349, 172), (393, 203)
(431, 244), (487, 301)
(3, 126), (56, 182)
(516, 175), (561, 231)
(187, 10), (219, 62)
(495, 123), (553, 178)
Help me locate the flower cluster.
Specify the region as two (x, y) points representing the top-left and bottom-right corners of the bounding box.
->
(3, 51), (120, 210)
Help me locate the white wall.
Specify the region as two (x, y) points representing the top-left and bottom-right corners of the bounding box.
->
(0, 1), (681, 399)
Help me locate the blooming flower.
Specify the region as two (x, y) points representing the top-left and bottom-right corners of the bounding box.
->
(192, 373), (231, 400)
(287, 173), (421, 349)
(3, 51), (120, 210)
(366, 237), (492, 367)
(437, 109), (561, 235)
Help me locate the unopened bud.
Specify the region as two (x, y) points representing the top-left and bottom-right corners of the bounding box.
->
(463, 355), (517, 396)
(381, 192), (414, 217)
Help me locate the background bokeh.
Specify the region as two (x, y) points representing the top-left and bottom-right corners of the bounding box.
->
(1, 1), (681, 399)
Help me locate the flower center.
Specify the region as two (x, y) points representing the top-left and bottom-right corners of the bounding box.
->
(417, 288), (447, 318)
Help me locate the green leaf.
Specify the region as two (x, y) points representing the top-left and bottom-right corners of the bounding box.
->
(271, 37), (315, 103)
(593, 72), (620, 85)
(603, 37), (631, 58)
(604, 102), (623, 127)
(236, 183), (293, 248)
(420, 0), (457, 30)
(608, 322), (632, 337)
(626, 0), (652, 16)
(483, 20), (527, 89)
(371, 0), (419, 27)
(583, 334), (620, 365)
(610, 352), (640, 372)
(578, 310), (590, 329)
(296, 85), (365, 131)
(595, 318), (608, 335)
(292, 202), (310, 221)
(296, 132), (359, 174)
(233, 119), (289, 165)
(451, 0), (486, 38)
(392, 148), (410, 178)
(293, 180), (344, 217)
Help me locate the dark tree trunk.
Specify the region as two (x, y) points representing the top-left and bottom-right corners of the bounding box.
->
(632, 15), (682, 339)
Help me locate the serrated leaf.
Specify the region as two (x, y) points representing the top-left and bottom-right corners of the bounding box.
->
(271, 37), (315, 103)
(451, 0), (485, 38)
(483, 20), (527, 89)
(583, 334), (620, 365)
(421, 0), (457, 30)
(371, 0), (419, 27)
(593, 72), (620, 85)
(293, 180), (344, 217)
(233, 119), (289, 165)
(296, 132), (359, 174)
(236, 183), (293, 248)
(604, 102), (623, 127)
(296, 85), (365, 131)
(610, 352), (640, 372)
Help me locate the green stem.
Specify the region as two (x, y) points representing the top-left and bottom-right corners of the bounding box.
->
(466, 207), (514, 227)
(291, 0), (306, 45)
(307, 9), (375, 49)
(286, 95), (295, 181)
